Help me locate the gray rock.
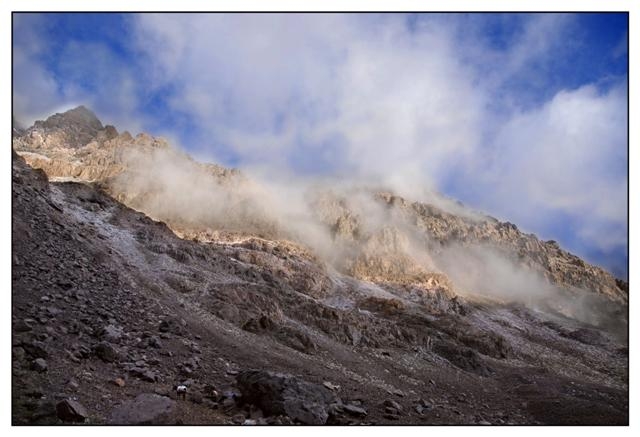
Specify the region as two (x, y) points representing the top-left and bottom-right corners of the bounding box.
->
(383, 398), (403, 411)
(56, 399), (88, 423)
(323, 381), (340, 391)
(237, 370), (338, 425)
(109, 393), (176, 424)
(129, 366), (157, 382)
(32, 358), (48, 372)
(344, 404), (368, 417)
(95, 342), (119, 363)
(72, 343), (91, 358)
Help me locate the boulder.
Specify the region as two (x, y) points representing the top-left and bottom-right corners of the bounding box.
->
(383, 398), (403, 411)
(56, 399), (88, 423)
(129, 366), (157, 382)
(344, 404), (368, 417)
(95, 342), (119, 362)
(236, 370), (338, 425)
(31, 358), (48, 372)
(323, 381), (340, 391)
(109, 393), (176, 424)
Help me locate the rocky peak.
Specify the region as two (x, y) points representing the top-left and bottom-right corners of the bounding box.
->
(26, 106), (104, 149)
(38, 105), (103, 131)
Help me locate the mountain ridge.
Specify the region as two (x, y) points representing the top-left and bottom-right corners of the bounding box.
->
(12, 107), (628, 305)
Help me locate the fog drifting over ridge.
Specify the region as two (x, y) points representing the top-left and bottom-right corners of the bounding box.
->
(12, 13), (628, 277)
(107, 141), (626, 339)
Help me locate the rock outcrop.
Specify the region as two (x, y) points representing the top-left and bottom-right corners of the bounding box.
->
(237, 370), (338, 424)
(109, 394), (176, 425)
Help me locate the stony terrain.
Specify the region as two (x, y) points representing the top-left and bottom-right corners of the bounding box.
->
(12, 107), (628, 425)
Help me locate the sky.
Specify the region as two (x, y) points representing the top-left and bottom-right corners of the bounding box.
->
(12, 12), (629, 279)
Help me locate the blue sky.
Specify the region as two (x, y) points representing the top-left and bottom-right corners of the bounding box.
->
(12, 13), (628, 278)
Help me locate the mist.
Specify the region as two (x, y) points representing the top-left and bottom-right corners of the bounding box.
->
(434, 243), (556, 303)
(108, 141), (626, 338)
(431, 242), (627, 337)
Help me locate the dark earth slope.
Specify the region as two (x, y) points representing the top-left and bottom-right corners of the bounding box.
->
(12, 150), (628, 425)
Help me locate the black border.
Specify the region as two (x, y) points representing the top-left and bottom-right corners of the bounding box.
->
(10, 11), (630, 427)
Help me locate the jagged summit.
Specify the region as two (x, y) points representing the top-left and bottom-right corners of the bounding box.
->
(39, 105), (103, 131)
(18, 105), (104, 149)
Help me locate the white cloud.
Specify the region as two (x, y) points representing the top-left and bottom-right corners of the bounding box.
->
(12, 15), (61, 124)
(55, 40), (145, 133)
(133, 14), (488, 195)
(482, 83), (627, 250)
(12, 13), (628, 269)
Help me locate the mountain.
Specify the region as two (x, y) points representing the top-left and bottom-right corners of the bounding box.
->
(11, 107), (628, 424)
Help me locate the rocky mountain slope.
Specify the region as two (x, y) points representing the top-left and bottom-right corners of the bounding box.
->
(12, 107), (628, 424)
(13, 107), (627, 306)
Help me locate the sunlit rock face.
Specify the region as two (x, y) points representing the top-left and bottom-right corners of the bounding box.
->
(12, 106), (627, 311)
